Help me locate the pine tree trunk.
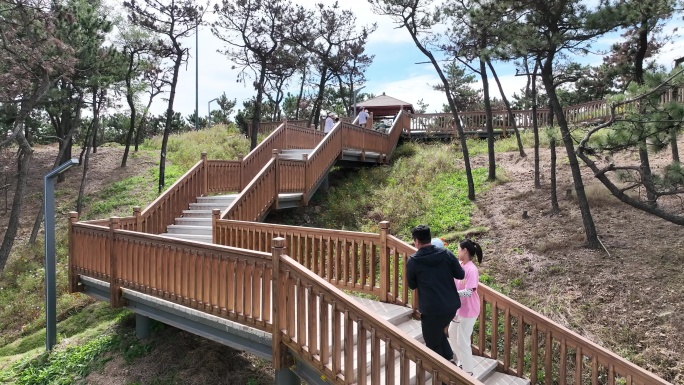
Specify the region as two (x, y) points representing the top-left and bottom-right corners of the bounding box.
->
(550, 137), (560, 214)
(532, 61), (541, 189)
(159, 52), (183, 193)
(671, 126), (680, 163)
(487, 59), (525, 157)
(311, 66), (328, 130)
(0, 136), (32, 271)
(479, 57), (496, 181)
(122, 58), (137, 167)
(541, 57), (600, 249)
(250, 61), (268, 150)
(295, 68), (306, 120)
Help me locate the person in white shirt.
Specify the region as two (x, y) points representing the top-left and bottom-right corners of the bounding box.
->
(357, 108), (369, 126)
(324, 113), (335, 133)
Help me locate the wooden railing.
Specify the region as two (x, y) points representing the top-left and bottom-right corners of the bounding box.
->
(137, 155), (207, 234)
(69, 215), (273, 330)
(272, 240), (482, 385)
(474, 286), (670, 385)
(206, 160), (242, 193)
(246, 119), (310, 138)
(222, 157), (278, 222)
(241, 123), (288, 188)
(69, 212), (673, 385)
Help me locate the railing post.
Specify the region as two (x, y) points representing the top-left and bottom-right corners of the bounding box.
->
(237, 154), (244, 192)
(379, 221), (390, 302)
(201, 152), (208, 196)
(302, 154), (309, 206)
(212, 209), (220, 244)
(271, 237), (288, 369)
(68, 211), (81, 293)
(273, 149), (280, 210)
(109, 217), (125, 308)
(132, 206), (141, 232)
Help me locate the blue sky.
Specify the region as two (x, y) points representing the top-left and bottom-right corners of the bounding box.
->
(156, 0), (684, 118)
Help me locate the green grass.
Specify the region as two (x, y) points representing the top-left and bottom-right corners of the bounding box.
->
(141, 124), (250, 170)
(276, 142), (498, 240)
(0, 311), (145, 385)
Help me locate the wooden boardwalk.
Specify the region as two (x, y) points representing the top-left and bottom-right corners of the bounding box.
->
(68, 109), (674, 385)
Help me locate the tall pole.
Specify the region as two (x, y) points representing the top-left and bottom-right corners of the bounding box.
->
(44, 159), (79, 351)
(353, 85), (366, 117)
(195, 19), (199, 131)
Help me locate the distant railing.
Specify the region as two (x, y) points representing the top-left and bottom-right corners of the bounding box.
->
(246, 119), (310, 138)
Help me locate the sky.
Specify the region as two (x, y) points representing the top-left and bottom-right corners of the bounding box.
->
(153, 0), (684, 119)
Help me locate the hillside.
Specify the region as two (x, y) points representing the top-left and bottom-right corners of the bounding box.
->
(0, 128), (682, 384)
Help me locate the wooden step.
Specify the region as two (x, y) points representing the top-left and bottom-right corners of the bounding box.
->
(175, 217), (212, 226)
(482, 372), (530, 385)
(159, 233), (212, 243)
(189, 202), (233, 210)
(181, 210), (213, 218)
(166, 225), (212, 236)
(196, 194), (238, 205)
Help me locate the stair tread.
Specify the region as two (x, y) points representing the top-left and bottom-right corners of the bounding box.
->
(482, 372), (530, 385)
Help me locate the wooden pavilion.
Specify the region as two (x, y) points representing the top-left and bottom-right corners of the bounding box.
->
(354, 93), (415, 117)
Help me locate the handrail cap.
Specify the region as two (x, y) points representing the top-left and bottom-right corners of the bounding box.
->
(272, 237), (286, 248)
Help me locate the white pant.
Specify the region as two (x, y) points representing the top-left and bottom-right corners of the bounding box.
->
(448, 315), (477, 374)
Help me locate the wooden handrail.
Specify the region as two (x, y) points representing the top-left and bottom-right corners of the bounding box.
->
(276, 249), (484, 385)
(138, 156), (206, 234)
(241, 122), (287, 189)
(214, 219), (387, 298)
(475, 286), (671, 385)
(70, 214), (673, 384)
(222, 157), (278, 221)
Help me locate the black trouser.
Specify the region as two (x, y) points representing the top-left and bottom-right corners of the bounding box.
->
(420, 312), (456, 361)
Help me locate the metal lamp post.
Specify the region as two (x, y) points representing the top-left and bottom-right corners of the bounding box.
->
(44, 158), (79, 351)
(195, 18), (199, 131)
(353, 86), (366, 117)
(208, 97), (219, 124)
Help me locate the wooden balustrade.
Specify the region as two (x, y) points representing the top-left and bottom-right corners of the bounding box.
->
(303, 123), (344, 203)
(70, 221), (111, 281)
(474, 286), (670, 385)
(214, 220), (391, 298)
(206, 160), (242, 193)
(278, 159), (306, 193)
(138, 155), (207, 234)
(247, 119), (311, 138)
(341, 122), (387, 156)
(241, 123), (287, 188)
(273, 243), (483, 385)
(386, 110), (409, 157)
(284, 124), (324, 149)
(223, 157), (278, 222)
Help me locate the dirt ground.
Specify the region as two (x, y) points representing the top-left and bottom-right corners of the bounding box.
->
(469, 145), (684, 383)
(2, 140), (683, 384)
(0, 144), (155, 244)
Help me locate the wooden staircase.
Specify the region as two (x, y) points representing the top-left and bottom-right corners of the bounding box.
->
(68, 101), (676, 385)
(350, 298), (529, 385)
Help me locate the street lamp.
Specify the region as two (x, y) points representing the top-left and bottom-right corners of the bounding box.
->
(44, 158), (79, 351)
(208, 97), (220, 124)
(353, 85), (366, 117)
(195, 13), (199, 131)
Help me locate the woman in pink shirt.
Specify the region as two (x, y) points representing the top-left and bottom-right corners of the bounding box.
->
(448, 238), (483, 376)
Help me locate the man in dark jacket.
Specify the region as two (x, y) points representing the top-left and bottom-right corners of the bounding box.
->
(407, 225), (465, 362)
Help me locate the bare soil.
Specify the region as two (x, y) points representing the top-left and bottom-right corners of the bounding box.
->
(2, 140), (682, 384)
(0, 144), (155, 243)
(469, 145), (684, 383)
